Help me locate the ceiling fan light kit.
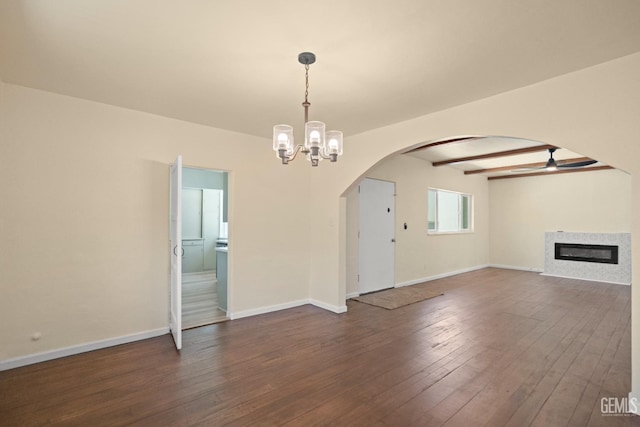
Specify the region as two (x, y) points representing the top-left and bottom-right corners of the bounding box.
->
(273, 52), (343, 167)
(545, 148), (559, 171)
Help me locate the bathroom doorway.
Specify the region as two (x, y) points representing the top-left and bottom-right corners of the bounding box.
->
(181, 167), (229, 329)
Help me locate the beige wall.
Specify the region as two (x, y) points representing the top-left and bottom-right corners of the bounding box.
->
(0, 76), (4, 132)
(0, 84), (311, 360)
(345, 185), (359, 296)
(489, 169), (632, 270)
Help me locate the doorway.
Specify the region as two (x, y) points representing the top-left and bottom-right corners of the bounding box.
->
(180, 167), (229, 329)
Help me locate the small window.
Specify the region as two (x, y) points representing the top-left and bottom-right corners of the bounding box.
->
(428, 188), (473, 233)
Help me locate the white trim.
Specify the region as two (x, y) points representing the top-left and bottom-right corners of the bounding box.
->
(309, 299), (348, 314)
(540, 273), (630, 286)
(629, 391), (640, 415)
(229, 299), (309, 320)
(346, 292), (360, 299)
(1, 296), (350, 371)
(489, 264), (544, 273)
(229, 298), (349, 320)
(0, 327), (169, 372)
(427, 230), (474, 236)
(395, 265), (489, 288)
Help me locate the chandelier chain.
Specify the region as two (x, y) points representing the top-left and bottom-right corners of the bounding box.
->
(304, 64), (310, 104)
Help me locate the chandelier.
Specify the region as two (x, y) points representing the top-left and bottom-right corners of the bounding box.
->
(273, 52), (343, 166)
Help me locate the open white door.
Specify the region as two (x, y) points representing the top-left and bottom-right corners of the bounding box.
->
(358, 178), (395, 294)
(169, 155), (182, 350)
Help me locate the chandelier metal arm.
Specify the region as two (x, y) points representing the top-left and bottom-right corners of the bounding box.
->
(278, 144), (309, 164)
(318, 151), (338, 162)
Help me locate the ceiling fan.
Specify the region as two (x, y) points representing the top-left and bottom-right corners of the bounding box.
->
(515, 148), (597, 172)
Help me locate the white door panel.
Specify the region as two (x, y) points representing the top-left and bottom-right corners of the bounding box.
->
(358, 178), (395, 294)
(169, 155), (182, 350)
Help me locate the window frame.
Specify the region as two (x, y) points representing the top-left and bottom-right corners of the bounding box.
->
(427, 188), (474, 234)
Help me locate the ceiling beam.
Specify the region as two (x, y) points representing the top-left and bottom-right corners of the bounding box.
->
(464, 157), (593, 175)
(432, 144), (557, 167)
(487, 165), (613, 180)
(404, 136), (481, 154)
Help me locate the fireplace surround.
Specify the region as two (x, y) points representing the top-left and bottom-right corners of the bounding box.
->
(544, 232), (631, 285)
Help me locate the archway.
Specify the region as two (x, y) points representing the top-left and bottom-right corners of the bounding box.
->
(340, 135), (630, 301)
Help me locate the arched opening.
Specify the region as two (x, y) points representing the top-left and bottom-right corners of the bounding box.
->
(342, 135), (631, 300)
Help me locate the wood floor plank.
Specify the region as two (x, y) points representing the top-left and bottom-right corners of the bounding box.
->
(1, 268), (637, 426)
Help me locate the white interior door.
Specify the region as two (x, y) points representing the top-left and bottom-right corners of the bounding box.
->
(358, 178), (395, 294)
(169, 155), (183, 350)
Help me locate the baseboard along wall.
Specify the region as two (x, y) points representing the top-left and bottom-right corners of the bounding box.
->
(488, 264), (544, 273)
(2, 297), (348, 371)
(3, 265), (543, 372)
(229, 298), (347, 320)
(395, 264), (490, 288)
(0, 327), (169, 372)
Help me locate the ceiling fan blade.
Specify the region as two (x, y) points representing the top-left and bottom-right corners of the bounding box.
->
(511, 158), (597, 172)
(557, 159), (597, 168)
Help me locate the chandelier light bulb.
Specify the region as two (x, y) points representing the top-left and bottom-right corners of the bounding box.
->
(310, 131), (320, 143)
(324, 130), (343, 160)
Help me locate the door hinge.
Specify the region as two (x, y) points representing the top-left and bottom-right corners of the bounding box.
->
(357, 274), (360, 282)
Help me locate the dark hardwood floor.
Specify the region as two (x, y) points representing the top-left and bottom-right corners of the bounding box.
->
(1, 268), (638, 426)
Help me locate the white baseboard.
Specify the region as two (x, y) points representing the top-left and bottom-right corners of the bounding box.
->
(230, 298), (348, 320)
(309, 299), (348, 314)
(3, 297), (351, 372)
(0, 327), (169, 372)
(346, 292), (360, 299)
(229, 299), (309, 320)
(395, 264), (489, 288)
(489, 264), (544, 273)
(540, 273), (630, 286)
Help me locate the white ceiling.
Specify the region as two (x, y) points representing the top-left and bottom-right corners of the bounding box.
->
(1, 0), (639, 141)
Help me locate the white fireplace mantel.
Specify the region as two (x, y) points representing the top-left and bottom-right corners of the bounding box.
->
(543, 232), (631, 285)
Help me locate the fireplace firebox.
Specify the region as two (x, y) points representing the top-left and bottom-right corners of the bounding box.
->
(554, 243), (618, 265)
